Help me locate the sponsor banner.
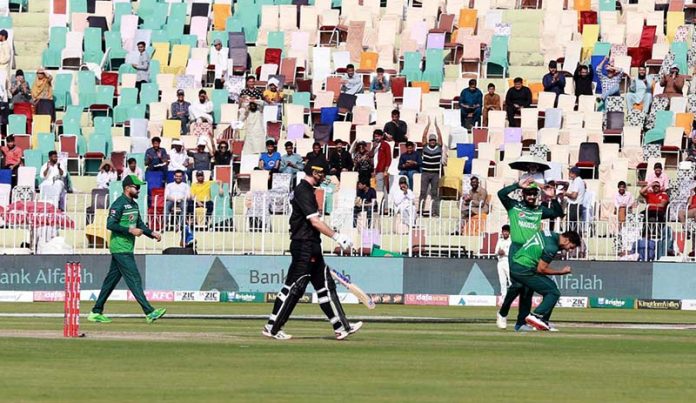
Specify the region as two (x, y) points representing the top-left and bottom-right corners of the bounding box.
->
(312, 292), (359, 304)
(681, 299), (696, 311)
(33, 291), (65, 302)
(221, 292), (265, 303)
(369, 293), (404, 305)
(652, 263), (696, 299)
(589, 297), (635, 309)
(495, 295), (542, 308)
(636, 299), (682, 310)
(174, 291), (220, 302)
(0, 291), (33, 302)
(264, 292), (312, 303)
(404, 294), (449, 306)
(79, 289), (128, 302)
(129, 290), (175, 302)
(448, 295), (497, 307)
(556, 296), (589, 308)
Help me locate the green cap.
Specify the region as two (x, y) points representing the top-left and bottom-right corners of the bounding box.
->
(122, 175), (145, 188)
(522, 182), (539, 194)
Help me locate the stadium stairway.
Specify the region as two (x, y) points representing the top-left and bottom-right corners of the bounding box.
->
(504, 9), (545, 81)
(12, 0), (50, 71)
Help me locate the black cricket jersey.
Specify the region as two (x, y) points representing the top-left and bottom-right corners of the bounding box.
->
(289, 180), (321, 242)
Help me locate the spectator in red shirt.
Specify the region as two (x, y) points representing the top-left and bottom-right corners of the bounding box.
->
(370, 129), (392, 192)
(1, 135), (23, 186)
(640, 181), (669, 222)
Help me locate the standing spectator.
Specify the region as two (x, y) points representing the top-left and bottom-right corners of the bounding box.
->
(393, 177), (416, 228)
(398, 141), (422, 189)
(189, 170), (214, 216)
(370, 129), (392, 192)
(39, 151), (66, 210)
(614, 180), (635, 228)
(341, 64), (363, 95)
(305, 142), (327, 168)
(213, 141), (232, 167)
(595, 56), (622, 109)
(10, 70), (32, 104)
(645, 162), (669, 191)
(241, 101), (265, 154)
(0, 30), (10, 85)
(626, 66), (653, 112)
(383, 109), (408, 143)
(370, 68), (390, 93)
(573, 62), (594, 103)
(96, 159), (118, 190)
(209, 39), (228, 89)
(329, 139), (353, 179)
(279, 141), (304, 179)
(456, 176), (489, 234)
(504, 77), (532, 127)
(1, 135), (23, 186)
(495, 225), (512, 299)
(352, 141), (373, 184)
(188, 137), (213, 172)
(168, 139), (190, 174)
(31, 69), (55, 122)
(482, 83), (501, 126)
(239, 75), (263, 110)
(189, 89), (214, 124)
(263, 78), (284, 105)
(658, 64), (686, 99)
(258, 139), (281, 172)
(420, 118), (444, 217)
(640, 181), (669, 223)
(459, 79), (483, 129)
(165, 170), (192, 217)
(133, 41), (150, 93)
(171, 89), (191, 135)
(678, 184), (696, 223)
(123, 157), (144, 180)
(354, 179), (377, 227)
(145, 137), (169, 172)
(542, 60), (566, 104)
(565, 166), (586, 232)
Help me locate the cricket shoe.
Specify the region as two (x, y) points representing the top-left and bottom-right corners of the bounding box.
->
(514, 324), (536, 332)
(262, 325), (292, 340)
(525, 314), (550, 331)
(87, 312), (112, 323)
(548, 324), (559, 332)
(146, 308), (167, 324)
(335, 321), (363, 340)
(496, 313), (507, 329)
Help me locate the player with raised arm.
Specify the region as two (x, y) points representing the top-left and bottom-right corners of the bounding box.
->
(263, 161), (363, 340)
(496, 177), (564, 331)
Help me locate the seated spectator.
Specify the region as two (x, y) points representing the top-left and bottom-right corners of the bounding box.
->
(383, 109), (408, 143)
(628, 226), (656, 262)
(542, 60), (565, 104)
(573, 62), (594, 102)
(165, 170), (191, 216)
(459, 79), (483, 129)
(213, 141), (232, 167)
(504, 77), (531, 127)
(393, 177), (416, 228)
(258, 140), (281, 172)
(352, 141), (373, 184)
(455, 176), (489, 235)
(565, 166), (586, 232)
(596, 56), (622, 109)
(123, 157), (143, 180)
(168, 139), (190, 173)
(32, 68), (55, 122)
(398, 141), (422, 189)
(482, 83), (501, 126)
(241, 101), (265, 154)
(10, 69), (32, 104)
(145, 137), (169, 172)
(519, 162), (546, 185)
(626, 67), (653, 112)
(189, 170), (213, 216)
(263, 78), (284, 105)
(209, 39), (228, 89)
(614, 181), (635, 226)
(329, 139), (353, 179)
(640, 181), (669, 222)
(678, 184), (696, 223)
(341, 64), (363, 95)
(188, 137), (213, 172)
(1, 134), (22, 186)
(657, 64), (688, 99)
(645, 162), (669, 191)
(371, 129), (392, 192)
(370, 68), (390, 93)
(189, 89), (214, 124)
(279, 141), (304, 179)
(171, 89), (191, 135)
(354, 179), (377, 227)
(305, 142), (327, 168)
(39, 151), (66, 210)
(96, 159), (117, 190)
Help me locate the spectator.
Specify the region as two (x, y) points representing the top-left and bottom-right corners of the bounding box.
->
(519, 162), (546, 185)
(0, 76), (6, 130)
(39, 151), (66, 210)
(145, 137), (169, 172)
(239, 75), (263, 110)
(10, 70), (32, 104)
(420, 118), (444, 217)
(393, 177), (416, 228)
(96, 159), (118, 190)
(209, 39), (228, 89)
(595, 56), (622, 109)
(279, 141), (304, 179)
(456, 176), (489, 235)
(0, 30), (9, 84)
(542, 60), (565, 104)
(640, 181), (669, 222)
(213, 141), (232, 167)
(1, 134), (22, 186)
(189, 89), (214, 124)
(305, 142), (327, 168)
(370, 67), (390, 93)
(628, 227), (656, 262)
(678, 184), (696, 223)
(573, 62), (594, 103)
(123, 157), (143, 180)
(383, 109), (408, 143)
(263, 78), (284, 105)
(482, 83), (501, 126)
(658, 64), (687, 99)
(31, 68), (55, 122)
(354, 179), (377, 227)
(189, 170), (213, 216)
(341, 64), (363, 95)
(168, 139), (190, 173)
(240, 101), (265, 154)
(504, 77), (532, 127)
(459, 79), (483, 129)
(133, 41), (150, 93)
(565, 166), (586, 232)
(626, 67), (653, 112)
(352, 141), (373, 184)
(188, 137), (213, 172)
(329, 139), (353, 179)
(645, 162), (669, 191)
(171, 89), (190, 135)
(614, 181), (635, 226)
(398, 141), (422, 189)
(370, 129), (392, 192)
(165, 170), (191, 217)
(495, 225), (512, 299)
(258, 139), (281, 172)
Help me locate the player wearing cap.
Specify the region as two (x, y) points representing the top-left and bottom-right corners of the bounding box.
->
(496, 177), (564, 331)
(263, 161), (363, 340)
(88, 175), (166, 324)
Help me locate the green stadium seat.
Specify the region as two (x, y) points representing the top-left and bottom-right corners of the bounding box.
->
(42, 27), (68, 69)
(401, 52), (423, 83)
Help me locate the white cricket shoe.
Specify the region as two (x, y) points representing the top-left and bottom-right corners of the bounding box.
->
(262, 325), (293, 340)
(496, 312), (507, 329)
(525, 314), (550, 331)
(335, 321), (363, 340)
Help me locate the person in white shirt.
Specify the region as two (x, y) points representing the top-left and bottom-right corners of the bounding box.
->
(95, 159), (118, 190)
(393, 177), (416, 228)
(209, 39), (229, 90)
(39, 151), (66, 210)
(168, 139), (190, 173)
(0, 30), (11, 87)
(189, 89), (214, 123)
(614, 180), (635, 229)
(165, 169), (191, 217)
(565, 166), (586, 233)
(341, 64), (363, 95)
(495, 225), (512, 299)
(123, 157), (144, 180)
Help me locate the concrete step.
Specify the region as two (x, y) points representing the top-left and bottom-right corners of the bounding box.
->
(502, 9), (544, 24)
(510, 22), (541, 39)
(11, 25), (49, 40)
(28, 0), (51, 13)
(15, 55), (44, 71)
(508, 37), (539, 53)
(13, 40), (48, 55)
(507, 65), (547, 81)
(11, 12), (49, 28)
(510, 51), (545, 66)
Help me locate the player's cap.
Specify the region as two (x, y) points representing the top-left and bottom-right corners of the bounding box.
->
(522, 183), (539, 194)
(122, 175), (145, 189)
(304, 159), (329, 175)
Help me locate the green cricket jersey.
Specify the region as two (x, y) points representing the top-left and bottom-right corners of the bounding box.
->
(513, 231), (560, 270)
(497, 183), (564, 245)
(107, 194), (152, 253)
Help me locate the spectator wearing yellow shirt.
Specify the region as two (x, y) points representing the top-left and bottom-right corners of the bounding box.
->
(189, 171), (214, 216)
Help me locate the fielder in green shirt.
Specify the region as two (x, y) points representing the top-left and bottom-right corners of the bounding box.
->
(511, 230), (580, 331)
(88, 175), (167, 324)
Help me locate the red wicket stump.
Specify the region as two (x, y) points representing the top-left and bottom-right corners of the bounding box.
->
(63, 262), (81, 337)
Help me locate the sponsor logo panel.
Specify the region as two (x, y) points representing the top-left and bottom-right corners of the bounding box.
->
(404, 294), (449, 306)
(448, 295), (497, 307)
(589, 297), (635, 309)
(636, 299), (681, 310)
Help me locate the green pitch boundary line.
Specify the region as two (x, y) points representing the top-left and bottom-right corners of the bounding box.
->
(1, 313), (695, 329)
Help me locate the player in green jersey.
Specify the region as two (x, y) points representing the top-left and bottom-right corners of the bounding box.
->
(511, 230), (580, 331)
(88, 175), (167, 324)
(496, 177), (564, 331)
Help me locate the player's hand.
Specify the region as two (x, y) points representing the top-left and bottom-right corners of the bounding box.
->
(519, 177), (534, 188)
(152, 231), (162, 242)
(129, 228), (143, 237)
(561, 266), (572, 275)
(332, 232), (353, 251)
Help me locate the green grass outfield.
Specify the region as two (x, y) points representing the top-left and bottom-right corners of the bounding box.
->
(0, 302), (695, 402)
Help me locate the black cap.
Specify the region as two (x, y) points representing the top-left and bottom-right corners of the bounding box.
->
(304, 159), (329, 175)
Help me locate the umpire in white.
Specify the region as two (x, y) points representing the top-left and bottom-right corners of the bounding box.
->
(263, 161), (363, 340)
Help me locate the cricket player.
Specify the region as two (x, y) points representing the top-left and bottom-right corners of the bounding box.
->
(88, 175), (167, 324)
(511, 230), (580, 331)
(495, 225), (511, 299)
(263, 161), (363, 340)
(496, 177), (564, 331)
